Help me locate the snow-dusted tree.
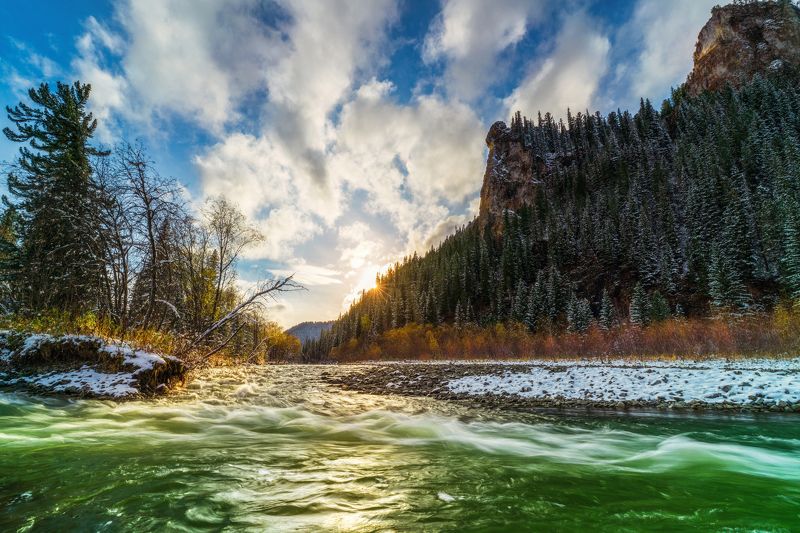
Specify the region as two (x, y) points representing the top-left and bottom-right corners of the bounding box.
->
(708, 245), (750, 312)
(629, 283), (648, 326)
(599, 289), (614, 330)
(648, 291), (671, 322)
(781, 200), (800, 301)
(567, 294), (592, 333)
(3, 81), (108, 314)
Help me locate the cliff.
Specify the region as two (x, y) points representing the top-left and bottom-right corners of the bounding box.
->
(478, 120), (538, 226)
(478, 1), (800, 229)
(685, 1), (800, 95)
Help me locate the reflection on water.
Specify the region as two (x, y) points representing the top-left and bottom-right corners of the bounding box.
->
(1, 365), (800, 531)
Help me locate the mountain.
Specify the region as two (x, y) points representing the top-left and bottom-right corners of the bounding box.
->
(306, 0), (800, 360)
(287, 321), (333, 344)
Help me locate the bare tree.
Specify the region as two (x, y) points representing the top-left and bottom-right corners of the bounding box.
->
(178, 275), (304, 367)
(204, 196), (263, 325)
(113, 143), (183, 330)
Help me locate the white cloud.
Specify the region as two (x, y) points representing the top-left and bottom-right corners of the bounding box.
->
(118, 0), (275, 131)
(71, 18), (128, 142)
(626, 0), (718, 101)
(424, 0), (546, 101)
(332, 80), (485, 234)
(504, 13), (610, 121)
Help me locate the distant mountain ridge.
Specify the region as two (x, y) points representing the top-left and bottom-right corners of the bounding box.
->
(286, 321), (333, 344)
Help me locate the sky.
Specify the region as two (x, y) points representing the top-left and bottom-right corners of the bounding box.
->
(0, 0), (721, 328)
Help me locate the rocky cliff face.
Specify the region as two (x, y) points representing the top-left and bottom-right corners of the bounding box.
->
(478, 1), (800, 231)
(686, 1), (800, 95)
(478, 121), (538, 228)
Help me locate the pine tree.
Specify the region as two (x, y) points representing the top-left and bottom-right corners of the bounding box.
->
(649, 291), (671, 322)
(3, 81), (109, 313)
(630, 283), (648, 326)
(599, 289), (614, 330)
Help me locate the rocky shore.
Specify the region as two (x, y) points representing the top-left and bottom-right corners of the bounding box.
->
(323, 359), (800, 414)
(0, 331), (186, 399)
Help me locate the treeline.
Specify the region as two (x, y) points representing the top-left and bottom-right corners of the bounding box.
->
(1, 81), (299, 362)
(306, 69), (800, 360)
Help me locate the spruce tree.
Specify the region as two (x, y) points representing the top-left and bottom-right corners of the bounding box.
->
(648, 291), (671, 322)
(599, 289), (614, 330)
(3, 81), (108, 313)
(630, 283), (648, 326)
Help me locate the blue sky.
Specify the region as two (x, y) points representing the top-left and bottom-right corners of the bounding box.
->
(0, 0), (721, 327)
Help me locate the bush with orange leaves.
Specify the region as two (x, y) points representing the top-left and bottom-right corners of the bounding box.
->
(328, 304), (800, 362)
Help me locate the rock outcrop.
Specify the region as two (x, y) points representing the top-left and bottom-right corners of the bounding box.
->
(478, 121), (538, 229)
(686, 1), (800, 95)
(0, 332), (186, 398)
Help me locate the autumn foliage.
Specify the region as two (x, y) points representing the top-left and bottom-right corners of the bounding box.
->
(329, 304), (800, 362)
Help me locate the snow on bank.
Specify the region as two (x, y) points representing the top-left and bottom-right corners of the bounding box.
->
(446, 358), (800, 407)
(0, 332), (183, 398)
(8, 367), (139, 397)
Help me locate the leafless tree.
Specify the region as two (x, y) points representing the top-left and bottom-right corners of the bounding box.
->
(204, 196), (263, 325)
(178, 275), (304, 367)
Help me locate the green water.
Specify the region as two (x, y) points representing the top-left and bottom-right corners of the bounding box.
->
(1, 366), (799, 532)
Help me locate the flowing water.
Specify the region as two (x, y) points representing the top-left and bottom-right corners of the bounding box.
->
(1, 365), (799, 532)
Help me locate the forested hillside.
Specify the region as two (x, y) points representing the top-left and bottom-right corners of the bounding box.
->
(306, 65), (800, 360)
(287, 321), (333, 344)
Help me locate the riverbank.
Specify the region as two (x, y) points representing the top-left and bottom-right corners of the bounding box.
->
(0, 331), (186, 399)
(324, 358), (800, 413)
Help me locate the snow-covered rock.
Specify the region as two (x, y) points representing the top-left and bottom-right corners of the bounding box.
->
(0, 331), (185, 399)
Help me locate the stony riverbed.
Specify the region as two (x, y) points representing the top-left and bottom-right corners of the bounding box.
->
(323, 359), (800, 413)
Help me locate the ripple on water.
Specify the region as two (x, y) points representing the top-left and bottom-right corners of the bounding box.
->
(1, 365), (800, 531)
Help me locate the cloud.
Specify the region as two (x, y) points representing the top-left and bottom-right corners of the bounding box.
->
(625, 0), (718, 102)
(71, 17), (128, 142)
(331, 79), (485, 234)
(266, 0), (399, 188)
(504, 13), (610, 120)
(423, 0), (547, 101)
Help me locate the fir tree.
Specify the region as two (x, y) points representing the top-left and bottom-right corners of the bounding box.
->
(3, 81), (109, 313)
(630, 283), (648, 326)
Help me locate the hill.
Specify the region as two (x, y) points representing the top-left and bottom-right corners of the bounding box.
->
(306, 0), (800, 361)
(287, 321), (334, 344)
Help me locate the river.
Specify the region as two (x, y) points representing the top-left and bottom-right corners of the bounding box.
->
(1, 365), (799, 531)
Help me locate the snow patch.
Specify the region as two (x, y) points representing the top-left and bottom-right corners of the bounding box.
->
(446, 358), (800, 407)
(0, 332), (180, 399)
(16, 366), (138, 397)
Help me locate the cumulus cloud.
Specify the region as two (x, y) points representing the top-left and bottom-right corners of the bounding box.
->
(424, 0), (547, 101)
(504, 13), (610, 120)
(266, 0), (398, 189)
(117, 0), (274, 131)
(71, 17), (128, 142)
(331, 80), (485, 234)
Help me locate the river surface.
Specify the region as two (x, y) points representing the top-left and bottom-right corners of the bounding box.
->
(1, 365), (799, 532)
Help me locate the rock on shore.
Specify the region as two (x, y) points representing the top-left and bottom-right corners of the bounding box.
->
(0, 331), (186, 399)
(324, 359), (800, 413)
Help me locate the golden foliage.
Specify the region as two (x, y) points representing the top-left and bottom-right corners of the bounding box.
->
(328, 306), (800, 361)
